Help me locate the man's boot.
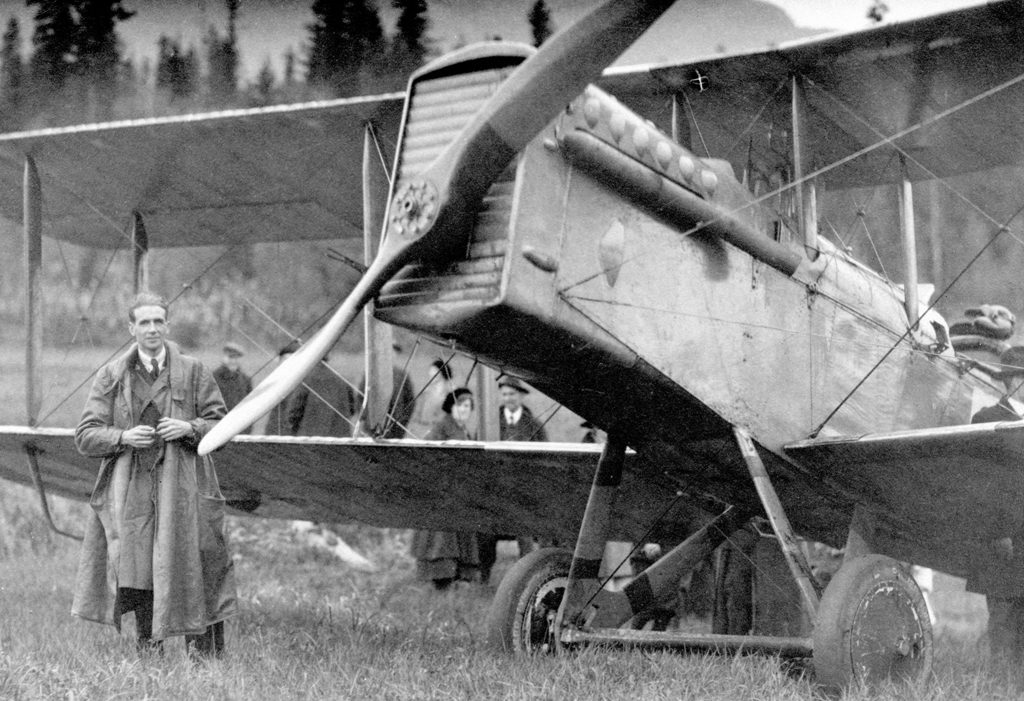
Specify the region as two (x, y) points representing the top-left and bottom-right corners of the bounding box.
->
(186, 621), (225, 660)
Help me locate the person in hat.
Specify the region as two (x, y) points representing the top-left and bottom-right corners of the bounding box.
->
(410, 387), (480, 589)
(497, 374), (548, 442)
(288, 349), (358, 437)
(355, 343), (417, 439)
(264, 341), (300, 435)
(969, 345), (1024, 663)
(72, 292), (235, 657)
(478, 374), (549, 584)
(213, 342), (252, 433)
(411, 359), (455, 437)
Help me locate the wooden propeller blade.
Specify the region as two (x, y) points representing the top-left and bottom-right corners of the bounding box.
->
(198, 255), (399, 455)
(199, 0), (674, 454)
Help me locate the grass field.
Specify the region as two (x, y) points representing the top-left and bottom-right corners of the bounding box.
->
(0, 342), (1019, 699)
(0, 521), (1020, 701)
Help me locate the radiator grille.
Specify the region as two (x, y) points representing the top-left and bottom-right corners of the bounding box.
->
(377, 66), (518, 309)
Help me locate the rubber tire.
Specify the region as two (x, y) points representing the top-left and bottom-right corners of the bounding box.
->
(484, 547), (573, 654)
(813, 554), (933, 692)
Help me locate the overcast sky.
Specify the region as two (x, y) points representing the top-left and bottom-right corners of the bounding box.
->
(0, 0), (988, 84)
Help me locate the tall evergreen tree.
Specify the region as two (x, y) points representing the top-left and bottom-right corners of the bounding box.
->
(392, 0), (428, 63)
(156, 35), (199, 100)
(252, 57), (275, 103)
(283, 48), (296, 86)
(528, 0), (554, 48)
(75, 0), (134, 119)
(205, 0), (240, 104)
(305, 0), (385, 95)
(386, 0), (429, 84)
(26, 0), (134, 123)
(27, 0), (76, 88)
(75, 1), (133, 85)
(0, 18), (25, 128)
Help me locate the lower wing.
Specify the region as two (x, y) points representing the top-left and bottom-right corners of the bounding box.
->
(0, 427), (702, 542)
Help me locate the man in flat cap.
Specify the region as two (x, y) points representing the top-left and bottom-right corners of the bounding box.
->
(497, 374), (548, 442)
(213, 341), (252, 433)
(478, 374), (549, 583)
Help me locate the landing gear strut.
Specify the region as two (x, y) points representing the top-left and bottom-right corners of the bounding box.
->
(485, 548), (572, 654)
(482, 425), (933, 693)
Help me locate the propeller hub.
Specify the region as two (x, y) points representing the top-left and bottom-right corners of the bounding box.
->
(390, 179), (439, 238)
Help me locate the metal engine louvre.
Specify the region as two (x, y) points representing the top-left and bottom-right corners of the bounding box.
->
(376, 50), (529, 314)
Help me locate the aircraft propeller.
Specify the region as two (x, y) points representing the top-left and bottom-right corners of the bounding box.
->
(199, 0), (676, 455)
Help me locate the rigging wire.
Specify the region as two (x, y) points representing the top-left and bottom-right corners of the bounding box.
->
(680, 90), (711, 158)
(37, 240), (262, 425)
(224, 319), (358, 434)
(366, 121), (393, 189)
(811, 218), (1019, 437)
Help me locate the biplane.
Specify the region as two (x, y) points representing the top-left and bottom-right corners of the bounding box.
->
(3, 0), (1024, 690)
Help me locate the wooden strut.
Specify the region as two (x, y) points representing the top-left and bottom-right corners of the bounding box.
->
(553, 428), (815, 658)
(733, 426), (820, 618)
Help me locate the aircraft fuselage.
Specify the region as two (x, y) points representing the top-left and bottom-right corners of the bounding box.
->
(374, 61), (1004, 560)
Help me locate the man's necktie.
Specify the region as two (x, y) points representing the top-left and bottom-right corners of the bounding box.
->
(150, 359), (160, 381)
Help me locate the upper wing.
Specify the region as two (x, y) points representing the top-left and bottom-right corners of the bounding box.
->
(0, 427), (700, 542)
(6, 3), (1018, 249)
(785, 420), (1024, 577)
(600, 1), (1024, 188)
(0, 94), (404, 248)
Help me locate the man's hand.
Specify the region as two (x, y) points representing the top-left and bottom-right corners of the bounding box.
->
(121, 425), (157, 448)
(157, 417), (194, 442)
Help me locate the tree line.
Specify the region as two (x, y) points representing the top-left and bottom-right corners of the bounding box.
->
(0, 0), (557, 132)
(0, 1), (557, 349)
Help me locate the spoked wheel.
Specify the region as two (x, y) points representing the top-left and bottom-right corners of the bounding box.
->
(485, 547), (573, 654)
(813, 554), (933, 692)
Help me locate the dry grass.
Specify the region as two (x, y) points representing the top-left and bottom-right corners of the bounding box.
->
(0, 344), (1017, 699)
(0, 518), (1019, 701)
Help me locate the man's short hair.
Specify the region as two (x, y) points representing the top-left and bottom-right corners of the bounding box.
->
(128, 292), (169, 322)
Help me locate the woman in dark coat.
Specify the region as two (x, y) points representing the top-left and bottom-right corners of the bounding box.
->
(410, 387), (480, 589)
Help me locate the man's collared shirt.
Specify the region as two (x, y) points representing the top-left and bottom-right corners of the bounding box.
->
(138, 345), (167, 374)
(503, 406), (523, 426)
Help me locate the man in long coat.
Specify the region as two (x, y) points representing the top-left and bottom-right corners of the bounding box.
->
(288, 353), (358, 436)
(478, 374), (548, 584)
(968, 345), (1024, 663)
(213, 341), (252, 412)
(72, 292), (237, 656)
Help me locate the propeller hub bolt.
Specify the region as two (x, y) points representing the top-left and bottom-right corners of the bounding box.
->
(390, 179), (438, 237)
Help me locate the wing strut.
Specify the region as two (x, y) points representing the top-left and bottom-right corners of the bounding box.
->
(733, 427), (819, 618)
(24, 156), (41, 428)
(358, 123), (396, 436)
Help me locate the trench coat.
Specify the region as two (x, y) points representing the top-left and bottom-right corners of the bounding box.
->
(288, 362), (357, 437)
(71, 341), (237, 640)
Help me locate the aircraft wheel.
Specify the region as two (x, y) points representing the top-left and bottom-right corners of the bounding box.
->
(813, 554), (932, 691)
(484, 547), (572, 654)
